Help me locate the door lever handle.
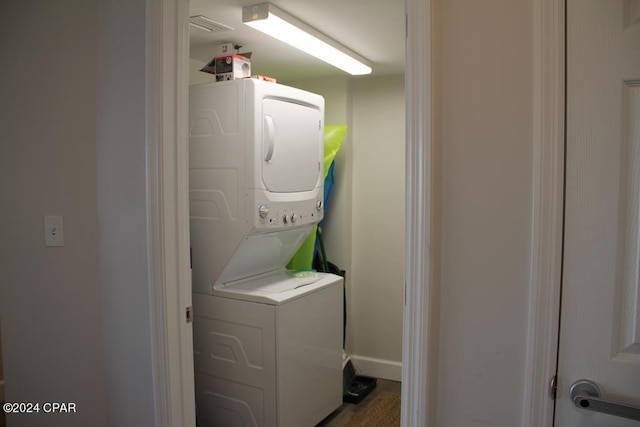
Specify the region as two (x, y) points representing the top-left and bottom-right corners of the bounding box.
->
(570, 379), (640, 422)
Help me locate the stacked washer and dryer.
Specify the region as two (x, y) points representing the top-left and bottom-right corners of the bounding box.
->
(189, 79), (344, 427)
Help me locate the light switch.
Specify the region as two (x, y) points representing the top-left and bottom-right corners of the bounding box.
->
(44, 216), (64, 247)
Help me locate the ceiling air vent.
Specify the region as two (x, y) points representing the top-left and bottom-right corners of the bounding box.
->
(189, 15), (234, 33)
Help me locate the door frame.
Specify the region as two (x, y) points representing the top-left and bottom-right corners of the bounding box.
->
(400, 0), (566, 425)
(401, 0), (433, 424)
(149, 0), (566, 425)
(146, 0), (195, 425)
(522, 0), (565, 425)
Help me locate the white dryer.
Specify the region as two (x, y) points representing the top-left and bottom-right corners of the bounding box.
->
(189, 79), (343, 427)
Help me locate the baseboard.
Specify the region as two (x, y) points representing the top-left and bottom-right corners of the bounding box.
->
(349, 355), (402, 382)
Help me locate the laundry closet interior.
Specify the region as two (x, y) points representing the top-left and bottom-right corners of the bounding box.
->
(186, 0), (406, 424)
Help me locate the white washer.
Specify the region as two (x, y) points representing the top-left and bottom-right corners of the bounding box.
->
(193, 272), (343, 427)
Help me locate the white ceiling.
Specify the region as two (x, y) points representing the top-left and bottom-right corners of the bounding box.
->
(189, 0), (406, 82)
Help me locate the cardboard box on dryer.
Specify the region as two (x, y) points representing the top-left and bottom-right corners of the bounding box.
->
(213, 54), (251, 81)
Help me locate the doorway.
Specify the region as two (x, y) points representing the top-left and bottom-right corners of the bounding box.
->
(161, 0), (569, 425)
(187, 1), (407, 382)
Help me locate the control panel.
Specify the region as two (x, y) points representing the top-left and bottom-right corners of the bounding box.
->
(256, 199), (323, 229)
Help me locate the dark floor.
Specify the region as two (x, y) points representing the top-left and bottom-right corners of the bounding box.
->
(316, 379), (401, 427)
(0, 381), (401, 427)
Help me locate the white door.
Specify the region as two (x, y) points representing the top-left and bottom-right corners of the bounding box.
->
(555, 1), (640, 425)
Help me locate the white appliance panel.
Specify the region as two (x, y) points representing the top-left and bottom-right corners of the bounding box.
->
(276, 280), (343, 427)
(193, 295), (276, 427)
(193, 274), (343, 427)
(217, 227), (312, 286)
(189, 79), (325, 294)
(261, 99), (322, 193)
(214, 271), (337, 305)
(195, 373), (266, 427)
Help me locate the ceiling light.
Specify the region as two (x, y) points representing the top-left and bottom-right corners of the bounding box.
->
(242, 3), (372, 76)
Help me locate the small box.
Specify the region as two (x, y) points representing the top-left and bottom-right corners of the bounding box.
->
(214, 54), (251, 81)
(200, 53), (251, 81)
(215, 43), (235, 57)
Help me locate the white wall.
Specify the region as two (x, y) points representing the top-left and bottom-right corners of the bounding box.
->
(97, 0), (158, 425)
(0, 1), (108, 426)
(432, 0), (534, 425)
(189, 58), (216, 84)
(348, 76), (405, 378)
(0, 1), (164, 426)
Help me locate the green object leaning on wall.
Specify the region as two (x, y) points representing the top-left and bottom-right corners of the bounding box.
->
(287, 124), (347, 271)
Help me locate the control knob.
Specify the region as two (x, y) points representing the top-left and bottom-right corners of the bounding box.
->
(258, 205), (270, 219)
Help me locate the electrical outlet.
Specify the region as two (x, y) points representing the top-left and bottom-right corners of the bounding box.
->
(44, 216), (64, 247)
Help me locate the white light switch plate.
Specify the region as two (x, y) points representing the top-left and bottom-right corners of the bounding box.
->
(44, 216), (64, 247)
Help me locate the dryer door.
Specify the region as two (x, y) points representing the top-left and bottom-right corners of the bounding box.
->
(261, 99), (322, 192)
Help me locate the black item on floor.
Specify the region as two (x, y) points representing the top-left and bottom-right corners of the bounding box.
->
(342, 359), (377, 404)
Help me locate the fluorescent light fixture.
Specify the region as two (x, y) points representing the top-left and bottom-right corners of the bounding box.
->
(242, 3), (372, 76)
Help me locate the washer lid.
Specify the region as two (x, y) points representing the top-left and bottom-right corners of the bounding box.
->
(215, 226), (313, 288)
(212, 272), (344, 305)
(230, 270), (322, 293)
